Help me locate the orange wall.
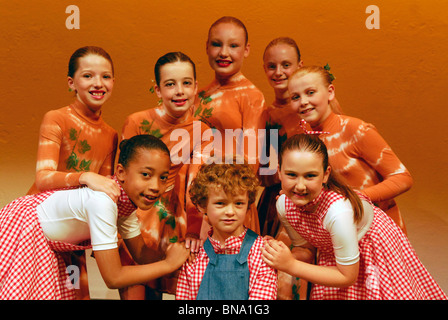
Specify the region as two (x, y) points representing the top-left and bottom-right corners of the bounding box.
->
(1, 0), (447, 222)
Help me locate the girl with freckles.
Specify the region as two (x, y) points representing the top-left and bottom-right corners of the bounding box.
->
(262, 134), (446, 299)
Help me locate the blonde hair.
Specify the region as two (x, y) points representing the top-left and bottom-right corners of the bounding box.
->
(189, 162), (259, 209)
(290, 65), (342, 114)
(263, 37), (301, 62)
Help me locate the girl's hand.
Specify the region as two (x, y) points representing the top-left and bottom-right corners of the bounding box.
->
(261, 239), (295, 273)
(165, 242), (190, 270)
(79, 172), (121, 202)
(185, 236), (204, 254)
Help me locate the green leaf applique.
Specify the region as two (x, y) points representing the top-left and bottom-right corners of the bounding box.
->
(140, 119), (163, 138)
(78, 140), (91, 154)
(166, 215), (176, 229)
(65, 128), (92, 172)
(169, 236), (178, 243)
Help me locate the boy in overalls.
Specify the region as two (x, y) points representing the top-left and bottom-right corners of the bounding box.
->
(176, 162), (277, 300)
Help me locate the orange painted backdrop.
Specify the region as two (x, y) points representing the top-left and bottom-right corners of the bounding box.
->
(1, 0), (447, 224)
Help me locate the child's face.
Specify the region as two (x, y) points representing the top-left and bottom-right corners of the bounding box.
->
(116, 149), (170, 210)
(263, 43), (303, 92)
(155, 61), (197, 118)
(206, 22), (249, 80)
(288, 72), (334, 127)
(68, 54), (114, 115)
(201, 188), (248, 243)
(279, 150), (330, 207)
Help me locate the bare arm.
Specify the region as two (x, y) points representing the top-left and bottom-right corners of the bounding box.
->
(94, 239), (189, 289)
(262, 240), (358, 288)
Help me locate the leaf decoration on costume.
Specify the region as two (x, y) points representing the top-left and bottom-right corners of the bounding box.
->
(157, 207), (168, 221)
(195, 91), (215, 129)
(66, 128), (92, 172)
(78, 140), (91, 154)
(69, 128), (78, 141)
(169, 236), (178, 243)
(140, 119), (163, 138)
(292, 278), (301, 300)
(156, 196), (171, 221)
(79, 159), (91, 171)
(67, 152), (78, 170)
(166, 215), (176, 229)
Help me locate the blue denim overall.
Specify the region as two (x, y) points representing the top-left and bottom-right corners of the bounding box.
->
(196, 229), (258, 300)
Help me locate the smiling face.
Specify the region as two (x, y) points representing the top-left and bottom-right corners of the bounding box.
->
(278, 149), (330, 207)
(68, 54), (114, 116)
(288, 72), (334, 127)
(200, 187), (248, 243)
(155, 61), (197, 118)
(206, 22), (250, 82)
(263, 43), (303, 93)
(116, 148), (170, 210)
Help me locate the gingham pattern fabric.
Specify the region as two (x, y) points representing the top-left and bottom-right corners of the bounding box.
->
(300, 119), (330, 135)
(0, 176), (137, 300)
(284, 190), (447, 300)
(176, 228), (277, 300)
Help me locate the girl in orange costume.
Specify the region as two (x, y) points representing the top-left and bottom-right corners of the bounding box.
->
(194, 16), (265, 234)
(27, 46), (120, 299)
(119, 52), (213, 299)
(288, 66), (413, 233)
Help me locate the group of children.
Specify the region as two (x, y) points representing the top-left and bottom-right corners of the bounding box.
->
(0, 16), (446, 300)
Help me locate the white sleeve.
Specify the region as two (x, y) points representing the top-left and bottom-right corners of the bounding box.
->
(85, 192), (120, 251)
(276, 194), (308, 247)
(323, 199), (360, 265)
(117, 210), (141, 240)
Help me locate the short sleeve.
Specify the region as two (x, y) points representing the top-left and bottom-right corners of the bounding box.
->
(117, 211), (141, 240)
(85, 192), (120, 251)
(323, 199), (360, 265)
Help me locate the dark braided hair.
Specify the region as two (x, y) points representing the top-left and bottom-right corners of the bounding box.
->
(118, 134), (170, 168)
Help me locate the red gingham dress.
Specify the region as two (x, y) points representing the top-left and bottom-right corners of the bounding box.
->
(283, 189), (447, 300)
(0, 177), (136, 300)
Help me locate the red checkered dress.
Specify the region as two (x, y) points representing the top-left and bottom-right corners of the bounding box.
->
(0, 177), (136, 300)
(176, 228), (277, 300)
(284, 189), (447, 300)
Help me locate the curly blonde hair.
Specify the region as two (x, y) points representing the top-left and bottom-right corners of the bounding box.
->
(189, 162), (259, 209)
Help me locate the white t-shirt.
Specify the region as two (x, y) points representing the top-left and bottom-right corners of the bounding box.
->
(36, 188), (140, 251)
(276, 194), (374, 265)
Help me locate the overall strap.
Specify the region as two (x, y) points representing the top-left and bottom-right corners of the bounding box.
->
(202, 238), (218, 265)
(237, 229), (258, 264)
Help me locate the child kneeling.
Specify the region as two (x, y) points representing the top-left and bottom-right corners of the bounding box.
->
(176, 161), (277, 300)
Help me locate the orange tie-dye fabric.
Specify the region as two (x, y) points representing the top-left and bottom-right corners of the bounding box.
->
(193, 73), (265, 233)
(27, 99), (118, 194)
(27, 99), (118, 300)
(316, 112), (413, 231)
(121, 105), (212, 251)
